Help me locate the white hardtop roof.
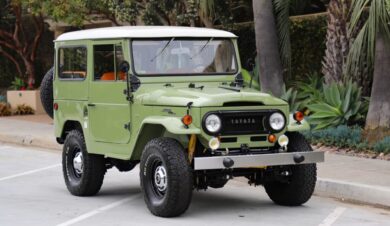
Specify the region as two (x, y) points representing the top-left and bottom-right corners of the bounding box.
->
(55, 26), (237, 41)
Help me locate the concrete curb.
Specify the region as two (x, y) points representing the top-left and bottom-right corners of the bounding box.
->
(315, 178), (390, 208)
(0, 133), (61, 151)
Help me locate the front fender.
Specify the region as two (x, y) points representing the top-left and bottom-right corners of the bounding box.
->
(287, 114), (310, 132)
(129, 116), (201, 160)
(141, 116), (201, 134)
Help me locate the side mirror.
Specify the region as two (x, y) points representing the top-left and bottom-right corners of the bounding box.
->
(245, 58), (255, 71)
(119, 61), (130, 73)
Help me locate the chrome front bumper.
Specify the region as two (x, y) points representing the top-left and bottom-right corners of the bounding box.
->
(194, 151), (324, 170)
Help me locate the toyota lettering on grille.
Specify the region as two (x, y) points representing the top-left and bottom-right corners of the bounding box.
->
(230, 118), (257, 125)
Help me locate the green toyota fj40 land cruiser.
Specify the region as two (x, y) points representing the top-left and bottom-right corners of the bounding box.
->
(40, 26), (324, 217)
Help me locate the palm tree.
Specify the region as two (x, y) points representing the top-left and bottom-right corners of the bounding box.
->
(348, 0), (390, 142)
(322, 0), (352, 84)
(252, 0), (285, 97)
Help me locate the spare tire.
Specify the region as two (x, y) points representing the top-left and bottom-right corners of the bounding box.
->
(40, 67), (54, 118)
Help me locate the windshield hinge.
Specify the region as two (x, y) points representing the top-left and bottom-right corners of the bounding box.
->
(233, 72), (244, 87)
(124, 122), (131, 131)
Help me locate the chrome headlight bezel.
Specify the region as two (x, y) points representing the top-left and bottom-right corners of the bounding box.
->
(203, 114), (222, 134)
(268, 112), (286, 132)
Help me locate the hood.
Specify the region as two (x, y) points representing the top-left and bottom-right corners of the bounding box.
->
(139, 85), (287, 107)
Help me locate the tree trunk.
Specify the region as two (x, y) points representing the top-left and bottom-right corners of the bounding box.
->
(322, 0), (351, 84)
(252, 0), (284, 97)
(24, 59), (36, 89)
(364, 32), (390, 143)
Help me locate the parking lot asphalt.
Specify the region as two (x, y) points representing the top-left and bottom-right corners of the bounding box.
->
(1, 142), (390, 226)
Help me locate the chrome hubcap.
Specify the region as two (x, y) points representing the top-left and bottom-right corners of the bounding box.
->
(73, 151), (83, 176)
(154, 165), (167, 192)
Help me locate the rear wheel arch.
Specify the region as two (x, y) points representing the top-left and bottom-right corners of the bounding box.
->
(57, 120), (84, 144)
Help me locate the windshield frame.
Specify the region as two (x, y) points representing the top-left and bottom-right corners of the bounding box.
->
(130, 38), (239, 77)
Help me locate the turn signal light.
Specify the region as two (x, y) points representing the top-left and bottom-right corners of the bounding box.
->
(293, 111), (304, 122)
(53, 103), (59, 111)
(182, 114), (193, 126)
(268, 134), (276, 143)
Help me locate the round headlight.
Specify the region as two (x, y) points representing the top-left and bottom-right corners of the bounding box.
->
(205, 114), (221, 133)
(269, 112), (285, 131)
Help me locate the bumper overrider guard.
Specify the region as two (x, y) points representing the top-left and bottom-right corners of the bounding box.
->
(194, 151), (324, 170)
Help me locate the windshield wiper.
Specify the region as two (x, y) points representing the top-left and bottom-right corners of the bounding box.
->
(190, 37), (213, 59)
(150, 37), (174, 62)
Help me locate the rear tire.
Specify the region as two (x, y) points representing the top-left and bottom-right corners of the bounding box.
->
(62, 130), (106, 196)
(140, 137), (193, 217)
(40, 67), (54, 118)
(264, 132), (316, 206)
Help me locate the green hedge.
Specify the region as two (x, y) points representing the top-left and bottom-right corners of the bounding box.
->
(289, 13), (327, 79)
(228, 12), (327, 80)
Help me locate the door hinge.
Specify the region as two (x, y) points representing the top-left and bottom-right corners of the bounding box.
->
(124, 122), (131, 131)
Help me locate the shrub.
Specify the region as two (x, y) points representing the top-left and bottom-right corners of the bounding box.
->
(294, 72), (324, 105)
(308, 80), (368, 129)
(0, 103), (12, 116)
(13, 104), (35, 115)
(283, 72), (324, 113)
(281, 87), (302, 112)
(9, 77), (26, 90)
(373, 137), (390, 154)
(303, 125), (363, 149)
(303, 125), (390, 153)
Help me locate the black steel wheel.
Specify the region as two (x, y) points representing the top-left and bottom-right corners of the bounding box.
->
(140, 137), (193, 217)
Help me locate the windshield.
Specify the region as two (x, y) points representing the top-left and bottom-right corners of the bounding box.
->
(131, 39), (237, 75)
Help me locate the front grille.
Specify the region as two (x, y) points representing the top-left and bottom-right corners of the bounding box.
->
(221, 112), (265, 135)
(203, 110), (283, 136)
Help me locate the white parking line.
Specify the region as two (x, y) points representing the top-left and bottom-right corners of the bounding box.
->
(318, 207), (347, 226)
(56, 195), (141, 226)
(0, 164), (61, 182)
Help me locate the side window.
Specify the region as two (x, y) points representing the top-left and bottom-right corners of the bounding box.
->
(58, 47), (87, 80)
(93, 44), (125, 81)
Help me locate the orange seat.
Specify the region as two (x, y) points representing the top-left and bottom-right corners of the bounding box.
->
(100, 71), (126, 81)
(100, 72), (115, 80)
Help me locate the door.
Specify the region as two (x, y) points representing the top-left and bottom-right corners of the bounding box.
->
(88, 41), (131, 144)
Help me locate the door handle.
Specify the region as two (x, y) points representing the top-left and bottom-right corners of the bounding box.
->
(88, 104), (96, 107)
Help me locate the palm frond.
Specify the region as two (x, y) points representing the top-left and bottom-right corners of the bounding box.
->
(347, 0), (390, 78)
(273, 0), (291, 79)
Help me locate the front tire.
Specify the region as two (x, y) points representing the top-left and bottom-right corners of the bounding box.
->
(264, 132), (317, 206)
(62, 130), (106, 196)
(140, 138), (193, 217)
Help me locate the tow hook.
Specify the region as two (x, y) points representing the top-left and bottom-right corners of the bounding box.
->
(223, 157), (234, 168)
(293, 154), (305, 164)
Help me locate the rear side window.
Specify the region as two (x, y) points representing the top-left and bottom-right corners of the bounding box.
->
(93, 44), (125, 81)
(58, 47), (87, 80)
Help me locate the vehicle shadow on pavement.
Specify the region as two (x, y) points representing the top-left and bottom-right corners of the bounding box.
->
(97, 186), (141, 197)
(187, 189), (308, 217)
